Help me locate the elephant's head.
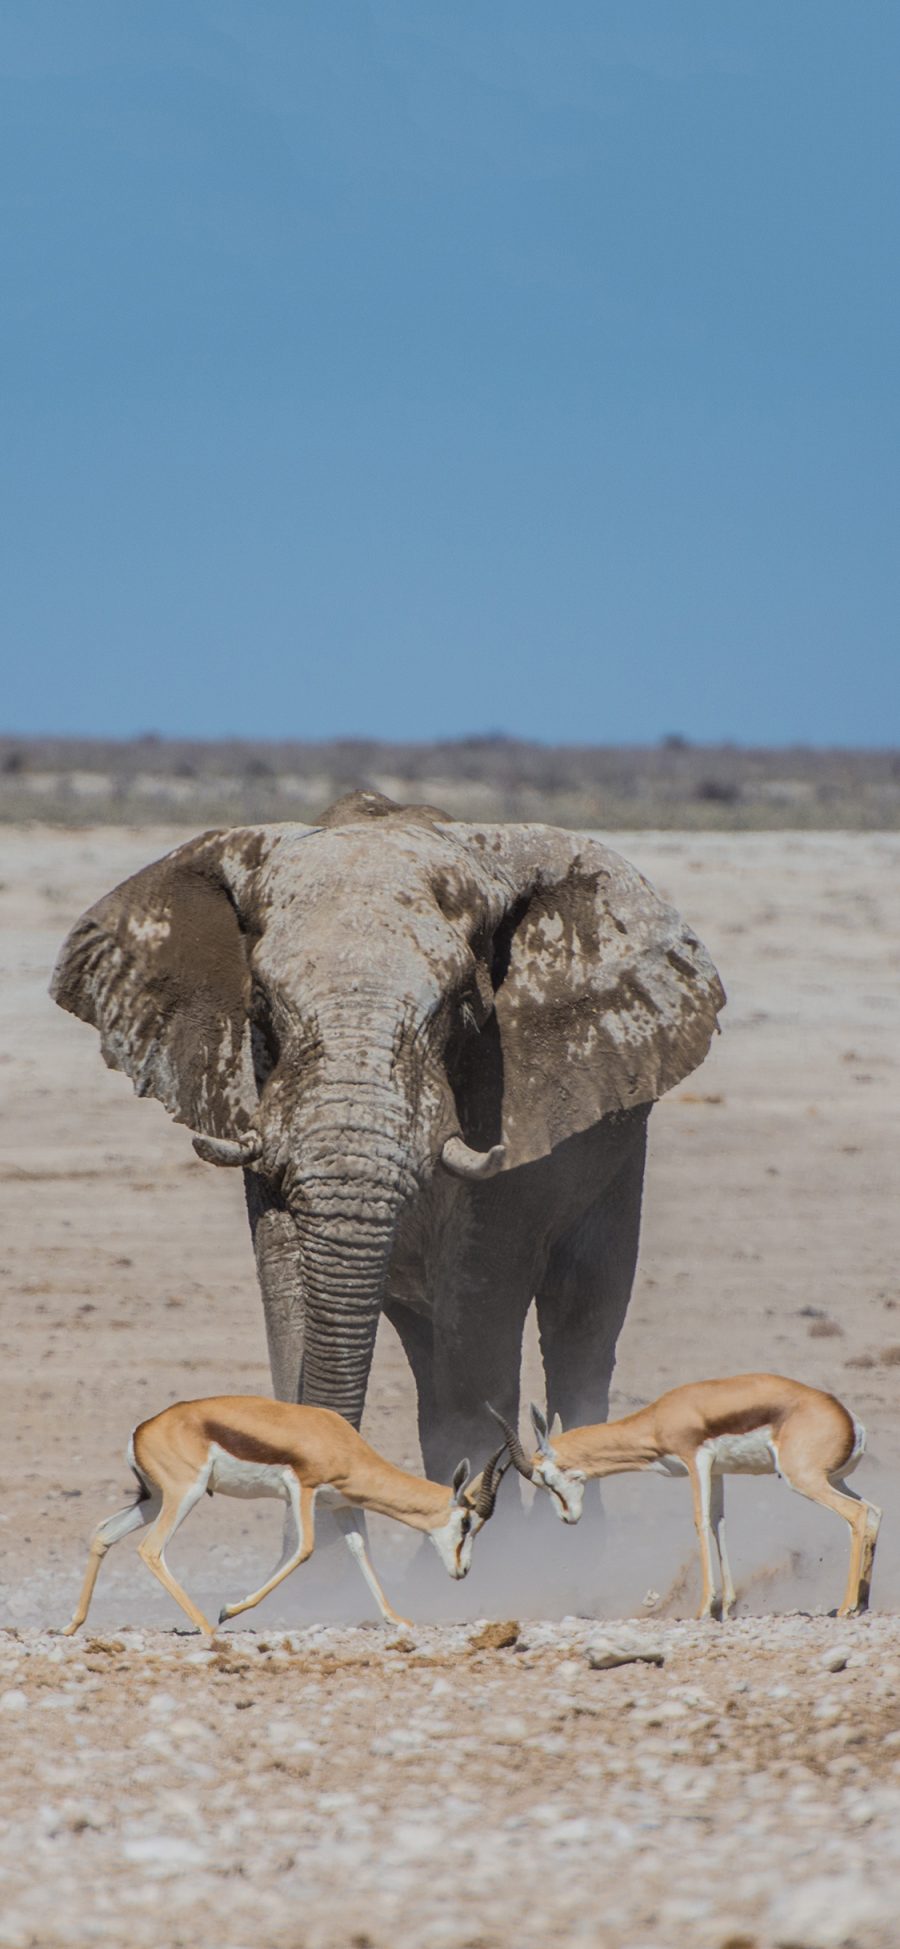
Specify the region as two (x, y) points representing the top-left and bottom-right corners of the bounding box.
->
(51, 791), (724, 1424)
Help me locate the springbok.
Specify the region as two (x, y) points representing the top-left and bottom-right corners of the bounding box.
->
(492, 1373), (881, 1619)
(63, 1397), (508, 1636)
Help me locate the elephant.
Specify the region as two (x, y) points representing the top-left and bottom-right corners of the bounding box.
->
(51, 790), (724, 1480)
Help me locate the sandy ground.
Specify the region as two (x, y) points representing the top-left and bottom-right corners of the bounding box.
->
(4, 1616), (900, 1949)
(1, 825), (898, 1946)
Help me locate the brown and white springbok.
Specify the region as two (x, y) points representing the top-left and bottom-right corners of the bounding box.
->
(493, 1373), (881, 1619)
(63, 1397), (508, 1636)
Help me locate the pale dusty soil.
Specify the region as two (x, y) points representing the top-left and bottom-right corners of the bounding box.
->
(3, 1616), (900, 1949)
(1, 826), (899, 1947)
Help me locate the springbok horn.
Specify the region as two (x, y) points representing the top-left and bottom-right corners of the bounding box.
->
(191, 1131), (264, 1168)
(486, 1403), (534, 1481)
(440, 1136), (506, 1181)
(470, 1444), (512, 1522)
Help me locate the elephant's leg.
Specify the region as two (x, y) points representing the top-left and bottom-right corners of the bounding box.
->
(382, 1298), (437, 1475)
(244, 1171), (305, 1402)
(535, 1120), (647, 1432)
(430, 1265), (534, 1485)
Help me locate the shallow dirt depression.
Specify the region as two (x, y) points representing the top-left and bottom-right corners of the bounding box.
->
(1, 828), (899, 1946)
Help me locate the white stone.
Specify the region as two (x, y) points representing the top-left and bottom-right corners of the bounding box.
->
(122, 1835), (206, 1868)
(392, 1821), (445, 1856)
(489, 1716), (529, 1743)
(552, 1816), (592, 1844)
(813, 1695), (842, 1723)
(676, 1687), (718, 1712)
(585, 1632), (665, 1671)
(146, 1691), (181, 1716)
(634, 1700), (688, 1725)
(770, 1873), (893, 1947)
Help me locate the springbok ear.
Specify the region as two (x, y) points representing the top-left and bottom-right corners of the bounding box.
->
(451, 1459), (471, 1504)
(550, 1412), (563, 1441)
(530, 1403), (552, 1454)
(455, 825), (724, 1170)
(50, 828), (285, 1145)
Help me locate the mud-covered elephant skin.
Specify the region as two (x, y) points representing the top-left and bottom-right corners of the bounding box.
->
(51, 791), (725, 1478)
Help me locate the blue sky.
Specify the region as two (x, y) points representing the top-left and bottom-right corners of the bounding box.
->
(2, 2), (897, 744)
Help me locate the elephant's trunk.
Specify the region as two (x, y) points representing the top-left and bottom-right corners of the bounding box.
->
(285, 1048), (419, 1427)
(250, 988), (505, 1424)
(293, 1207), (399, 1424)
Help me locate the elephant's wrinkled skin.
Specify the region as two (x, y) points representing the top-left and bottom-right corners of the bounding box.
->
(51, 792), (724, 1477)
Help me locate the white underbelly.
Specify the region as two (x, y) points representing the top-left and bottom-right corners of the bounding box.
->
(207, 1442), (292, 1500)
(651, 1426), (778, 1478)
(703, 1427), (776, 1475)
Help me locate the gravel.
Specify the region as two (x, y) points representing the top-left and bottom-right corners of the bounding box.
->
(2, 1615), (899, 1949)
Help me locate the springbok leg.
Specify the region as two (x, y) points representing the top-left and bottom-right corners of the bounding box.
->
(62, 1489), (161, 1635)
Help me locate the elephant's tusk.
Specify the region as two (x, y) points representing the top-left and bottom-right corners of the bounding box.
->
(191, 1131), (264, 1168)
(440, 1135), (506, 1180)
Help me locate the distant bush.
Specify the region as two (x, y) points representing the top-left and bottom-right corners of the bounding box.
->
(695, 778), (741, 805)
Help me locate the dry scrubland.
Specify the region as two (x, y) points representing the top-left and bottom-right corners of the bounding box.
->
(2, 734), (899, 829)
(1, 819), (899, 1947)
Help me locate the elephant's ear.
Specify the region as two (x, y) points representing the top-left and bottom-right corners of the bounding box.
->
(459, 825), (725, 1170)
(50, 827), (281, 1139)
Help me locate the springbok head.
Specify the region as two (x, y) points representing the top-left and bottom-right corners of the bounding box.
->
(488, 1403), (586, 1524)
(429, 1445), (511, 1577)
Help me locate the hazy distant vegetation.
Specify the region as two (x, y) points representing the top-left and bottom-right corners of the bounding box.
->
(1, 734), (897, 829)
